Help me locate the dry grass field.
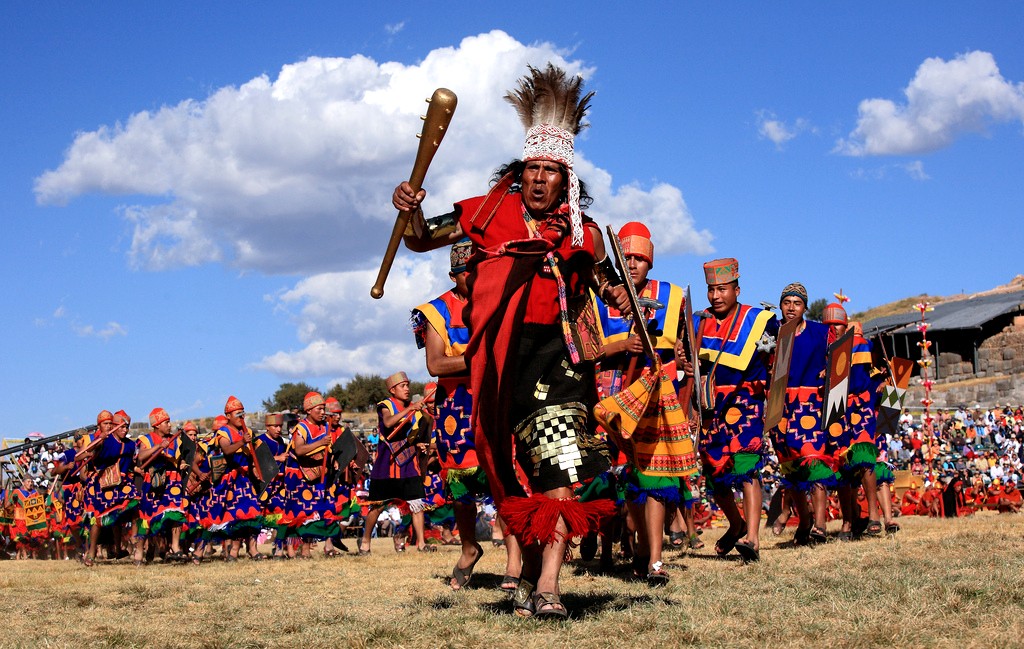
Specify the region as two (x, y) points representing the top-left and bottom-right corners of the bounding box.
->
(2, 512), (1022, 649)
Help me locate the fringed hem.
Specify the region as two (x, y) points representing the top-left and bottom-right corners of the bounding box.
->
(786, 475), (841, 492)
(498, 494), (617, 546)
(844, 442), (879, 471)
(139, 510), (188, 537)
(874, 462), (896, 485)
(296, 518), (340, 541)
(626, 485), (682, 506)
(88, 499), (140, 528)
(225, 518), (263, 539)
(707, 456), (765, 491)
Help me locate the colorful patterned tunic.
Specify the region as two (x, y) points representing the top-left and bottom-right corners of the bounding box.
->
(695, 303), (778, 487)
(84, 435), (141, 527)
(56, 448), (85, 533)
(136, 432), (188, 536)
(838, 335), (882, 471)
(212, 424), (262, 538)
(12, 487), (48, 543)
(413, 289), (493, 504)
(256, 432), (289, 525)
(592, 278), (697, 501)
(187, 439), (216, 537)
(767, 319), (837, 490)
(282, 419), (336, 539)
(366, 398), (428, 504)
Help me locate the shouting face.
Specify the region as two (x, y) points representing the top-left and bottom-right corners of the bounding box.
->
(521, 160), (566, 215)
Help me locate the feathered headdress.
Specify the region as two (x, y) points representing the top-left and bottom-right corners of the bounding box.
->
(504, 64), (594, 247)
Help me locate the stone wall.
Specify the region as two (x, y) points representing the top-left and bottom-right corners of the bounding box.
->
(914, 320), (1024, 407)
(976, 325), (1024, 377)
(912, 374), (1024, 409)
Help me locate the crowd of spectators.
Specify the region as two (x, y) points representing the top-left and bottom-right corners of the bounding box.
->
(888, 405), (1023, 486)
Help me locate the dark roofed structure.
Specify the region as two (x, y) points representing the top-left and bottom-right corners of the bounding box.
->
(862, 289), (1024, 380)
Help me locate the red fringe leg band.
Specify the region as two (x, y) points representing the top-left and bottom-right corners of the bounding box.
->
(498, 494), (617, 546)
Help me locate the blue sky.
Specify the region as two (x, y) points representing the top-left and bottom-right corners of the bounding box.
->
(2, 2), (1022, 437)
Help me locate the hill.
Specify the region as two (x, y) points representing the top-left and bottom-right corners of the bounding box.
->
(851, 274), (1024, 323)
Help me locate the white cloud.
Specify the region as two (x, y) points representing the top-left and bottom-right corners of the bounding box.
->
(760, 119), (794, 145)
(755, 111), (815, 148)
(123, 204), (220, 270)
(171, 400), (205, 417)
(74, 321), (127, 340)
(252, 255), (451, 379)
(36, 30), (714, 380)
(385, 22), (405, 35)
(850, 160), (930, 181)
(902, 160), (930, 181)
(836, 50), (1024, 156)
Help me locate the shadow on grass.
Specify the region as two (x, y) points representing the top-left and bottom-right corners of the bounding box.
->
(479, 591), (678, 620)
(685, 552), (743, 562)
(569, 560), (634, 580)
(432, 569), (508, 591)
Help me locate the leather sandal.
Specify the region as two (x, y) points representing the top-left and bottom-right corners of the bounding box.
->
(864, 520), (883, 537)
(647, 560), (670, 587)
(808, 526), (828, 544)
(449, 543), (483, 591)
(735, 539), (760, 563)
(631, 554), (650, 580)
(794, 526), (810, 546)
(512, 579), (536, 618)
(532, 591), (568, 620)
(668, 531), (687, 548)
(500, 575), (521, 592)
(715, 528), (743, 557)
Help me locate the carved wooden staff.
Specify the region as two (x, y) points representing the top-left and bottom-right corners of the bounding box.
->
(370, 88), (457, 299)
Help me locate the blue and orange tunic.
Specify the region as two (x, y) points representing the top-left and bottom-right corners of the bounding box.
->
(212, 424), (262, 538)
(282, 418), (336, 539)
(84, 435), (141, 527)
(188, 438), (217, 536)
(136, 432), (188, 536)
(412, 291), (478, 469)
(767, 318), (838, 490)
(55, 448), (86, 533)
(695, 303), (778, 486)
(837, 334), (883, 471)
(256, 432), (289, 524)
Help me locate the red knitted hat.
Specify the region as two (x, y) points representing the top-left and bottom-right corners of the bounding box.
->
(224, 395), (244, 414)
(618, 221), (654, 267)
(149, 408), (170, 428)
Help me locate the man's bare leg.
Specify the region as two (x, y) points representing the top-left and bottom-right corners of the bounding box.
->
(449, 501), (483, 590)
(360, 507), (383, 553)
(742, 480), (762, 550)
